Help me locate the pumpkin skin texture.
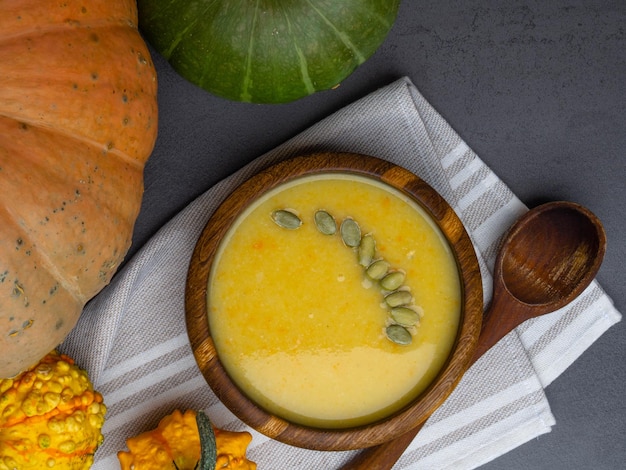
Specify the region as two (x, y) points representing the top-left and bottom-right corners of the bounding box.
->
(0, 350), (107, 469)
(117, 409), (257, 470)
(137, 0), (400, 103)
(0, 0), (158, 378)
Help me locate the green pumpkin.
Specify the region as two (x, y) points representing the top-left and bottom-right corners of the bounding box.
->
(138, 0), (400, 103)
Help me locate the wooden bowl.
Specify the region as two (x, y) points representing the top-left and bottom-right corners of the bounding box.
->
(185, 152), (483, 451)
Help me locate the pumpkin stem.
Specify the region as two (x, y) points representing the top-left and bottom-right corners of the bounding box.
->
(196, 411), (218, 470)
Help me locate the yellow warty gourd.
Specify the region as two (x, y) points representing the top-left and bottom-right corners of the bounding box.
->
(0, 350), (106, 469)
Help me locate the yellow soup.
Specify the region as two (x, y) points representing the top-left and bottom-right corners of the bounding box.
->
(208, 174), (461, 428)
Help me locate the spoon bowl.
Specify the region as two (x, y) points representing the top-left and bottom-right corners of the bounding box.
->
(343, 200), (606, 470)
(499, 202), (605, 305)
(474, 201), (606, 359)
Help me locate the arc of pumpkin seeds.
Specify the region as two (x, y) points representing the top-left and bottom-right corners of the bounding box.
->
(271, 208), (423, 344)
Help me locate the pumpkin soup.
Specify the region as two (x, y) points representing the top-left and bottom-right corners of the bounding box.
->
(208, 174), (461, 428)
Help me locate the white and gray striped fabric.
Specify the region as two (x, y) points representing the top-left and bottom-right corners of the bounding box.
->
(60, 77), (621, 470)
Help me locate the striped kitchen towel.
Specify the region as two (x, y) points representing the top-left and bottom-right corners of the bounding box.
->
(60, 77), (621, 469)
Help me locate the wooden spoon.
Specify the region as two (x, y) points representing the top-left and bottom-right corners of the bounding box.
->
(341, 201), (606, 470)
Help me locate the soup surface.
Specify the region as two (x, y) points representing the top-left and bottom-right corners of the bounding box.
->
(208, 174), (461, 428)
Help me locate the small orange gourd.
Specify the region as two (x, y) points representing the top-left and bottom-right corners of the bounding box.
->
(118, 409), (256, 470)
(0, 350), (107, 469)
(0, 0), (158, 378)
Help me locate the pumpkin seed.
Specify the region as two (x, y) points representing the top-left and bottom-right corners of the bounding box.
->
(390, 307), (421, 327)
(384, 290), (413, 308)
(358, 234), (376, 266)
(380, 271), (406, 291)
(366, 259), (390, 280)
(340, 218), (361, 247)
(314, 210), (337, 235)
(386, 324), (412, 345)
(271, 209), (302, 230)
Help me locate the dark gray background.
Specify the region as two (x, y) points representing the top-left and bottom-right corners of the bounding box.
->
(128, 1), (625, 468)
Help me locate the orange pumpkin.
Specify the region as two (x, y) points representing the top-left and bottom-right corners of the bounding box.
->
(0, 0), (158, 378)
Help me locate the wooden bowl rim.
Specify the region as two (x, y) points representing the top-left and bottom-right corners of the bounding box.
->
(185, 152), (483, 451)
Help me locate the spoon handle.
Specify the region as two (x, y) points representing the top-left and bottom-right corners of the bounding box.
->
(340, 425), (421, 470)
